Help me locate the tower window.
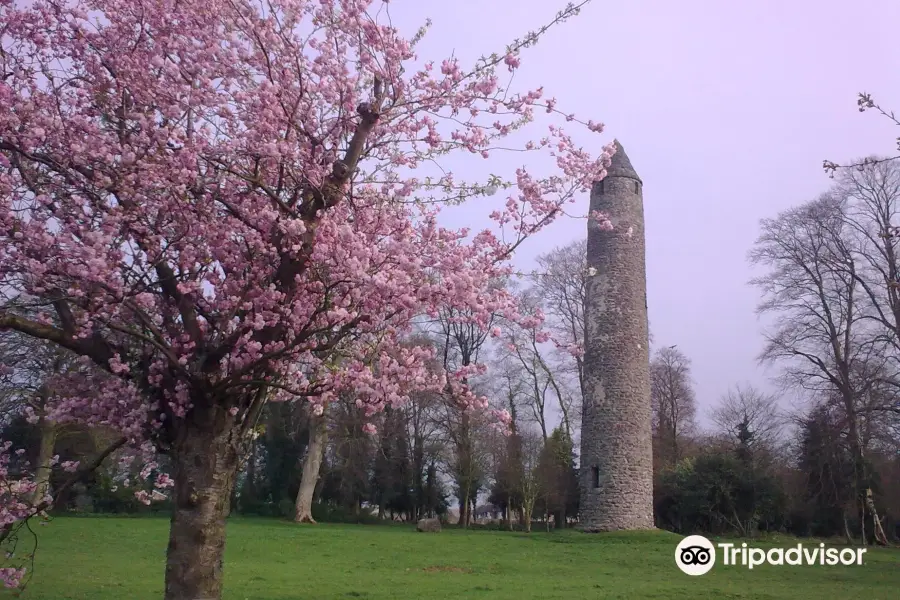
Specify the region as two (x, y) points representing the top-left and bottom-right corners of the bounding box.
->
(591, 466), (600, 489)
(597, 180), (605, 194)
(634, 181), (640, 193)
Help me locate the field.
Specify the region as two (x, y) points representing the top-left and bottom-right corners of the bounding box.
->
(5, 517), (899, 599)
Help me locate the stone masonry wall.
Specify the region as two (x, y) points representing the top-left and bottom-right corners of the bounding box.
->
(579, 163), (654, 531)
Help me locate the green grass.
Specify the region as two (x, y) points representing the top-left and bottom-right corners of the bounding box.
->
(5, 517), (899, 599)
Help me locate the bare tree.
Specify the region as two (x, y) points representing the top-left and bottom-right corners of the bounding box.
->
(486, 358), (529, 529)
(534, 239), (587, 394)
(434, 305), (492, 528)
(650, 346), (696, 467)
(404, 387), (445, 522)
(0, 319), (81, 503)
(711, 384), (782, 453)
(498, 289), (568, 440)
(518, 427), (544, 533)
(835, 160), (900, 375)
(750, 195), (889, 544)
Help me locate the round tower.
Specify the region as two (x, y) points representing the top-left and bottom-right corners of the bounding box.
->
(579, 140), (654, 531)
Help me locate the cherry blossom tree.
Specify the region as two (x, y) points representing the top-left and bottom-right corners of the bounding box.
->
(823, 92), (900, 174)
(0, 0), (613, 596)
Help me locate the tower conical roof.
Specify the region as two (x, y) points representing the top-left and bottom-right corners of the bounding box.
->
(606, 139), (642, 183)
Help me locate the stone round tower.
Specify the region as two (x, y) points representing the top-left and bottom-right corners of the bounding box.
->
(579, 140), (654, 531)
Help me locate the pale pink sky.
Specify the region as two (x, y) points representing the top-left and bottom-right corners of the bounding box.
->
(389, 0), (900, 422)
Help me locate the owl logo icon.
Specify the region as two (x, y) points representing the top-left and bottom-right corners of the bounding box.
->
(675, 535), (716, 576)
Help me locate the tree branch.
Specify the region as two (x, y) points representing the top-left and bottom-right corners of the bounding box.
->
(0, 312), (115, 370)
(0, 436), (128, 544)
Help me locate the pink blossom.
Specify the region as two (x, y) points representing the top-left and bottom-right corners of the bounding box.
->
(0, 567), (26, 589)
(0, 0), (609, 588)
(590, 210), (615, 231)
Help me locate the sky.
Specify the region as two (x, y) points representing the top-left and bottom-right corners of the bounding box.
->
(384, 0), (900, 424)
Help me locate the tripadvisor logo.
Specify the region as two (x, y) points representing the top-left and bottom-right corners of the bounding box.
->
(675, 535), (716, 576)
(675, 535), (867, 576)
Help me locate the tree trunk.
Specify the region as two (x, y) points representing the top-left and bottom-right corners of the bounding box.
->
(164, 405), (240, 600)
(555, 508), (565, 531)
(845, 409), (887, 545)
(671, 429), (679, 467)
(865, 488), (889, 546)
(243, 438), (257, 510)
(860, 499), (867, 546)
(312, 466), (325, 504)
(31, 416), (57, 505)
(247, 441), (256, 486)
(229, 481), (238, 516)
(294, 411), (327, 524)
(843, 511), (854, 545)
(413, 437), (425, 521)
(522, 492), (535, 533)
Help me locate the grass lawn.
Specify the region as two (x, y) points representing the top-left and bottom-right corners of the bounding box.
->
(5, 516), (899, 599)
